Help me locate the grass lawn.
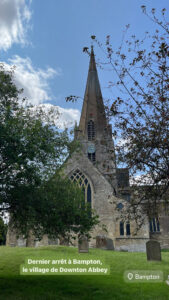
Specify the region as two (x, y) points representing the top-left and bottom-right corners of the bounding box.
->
(0, 246), (169, 300)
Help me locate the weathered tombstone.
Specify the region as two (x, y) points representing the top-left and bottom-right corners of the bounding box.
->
(26, 230), (35, 247)
(96, 236), (114, 250)
(96, 236), (106, 249)
(146, 240), (161, 261)
(106, 238), (114, 250)
(78, 236), (89, 253)
(48, 238), (59, 245)
(59, 237), (69, 246)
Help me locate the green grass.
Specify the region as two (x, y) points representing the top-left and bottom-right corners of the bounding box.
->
(0, 246), (169, 300)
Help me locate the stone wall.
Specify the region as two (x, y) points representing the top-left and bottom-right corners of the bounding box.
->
(63, 151), (150, 252)
(150, 215), (169, 249)
(115, 238), (149, 252)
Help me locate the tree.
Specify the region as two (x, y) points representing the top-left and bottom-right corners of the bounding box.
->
(10, 172), (99, 243)
(87, 7), (169, 227)
(0, 65), (99, 242)
(0, 217), (7, 245)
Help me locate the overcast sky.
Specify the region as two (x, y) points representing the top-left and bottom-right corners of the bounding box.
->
(0, 0), (168, 128)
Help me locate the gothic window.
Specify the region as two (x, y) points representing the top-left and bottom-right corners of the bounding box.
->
(70, 169), (92, 207)
(157, 219), (160, 232)
(120, 221), (131, 236)
(153, 218), (156, 232)
(149, 218), (160, 233)
(88, 120), (95, 141)
(88, 152), (96, 162)
(120, 221), (124, 236)
(126, 223), (130, 236)
(149, 220), (153, 233)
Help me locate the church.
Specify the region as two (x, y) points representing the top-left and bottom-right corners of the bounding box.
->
(63, 46), (149, 252)
(6, 47), (169, 252)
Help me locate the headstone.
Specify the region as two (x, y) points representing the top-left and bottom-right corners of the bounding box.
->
(96, 236), (114, 250)
(106, 238), (114, 250)
(59, 237), (69, 246)
(96, 236), (107, 249)
(78, 236), (89, 253)
(18, 237), (26, 247)
(26, 230), (35, 247)
(146, 240), (161, 261)
(48, 238), (58, 245)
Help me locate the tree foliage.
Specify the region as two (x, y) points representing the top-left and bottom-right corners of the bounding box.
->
(0, 65), (99, 241)
(10, 173), (99, 242)
(89, 7), (169, 223)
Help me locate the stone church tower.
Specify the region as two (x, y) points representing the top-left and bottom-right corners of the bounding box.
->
(63, 47), (150, 251)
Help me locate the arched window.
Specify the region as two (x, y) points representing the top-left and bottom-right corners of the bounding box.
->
(88, 120), (95, 140)
(157, 219), (160, 232)
(126, 223), (130, 236)
(149, 218), (160, 233)
(120, 222), (124, 236)
(70, 169), (92, 207)
(153, 218), (156, 232)
(119, 221), (131, 236)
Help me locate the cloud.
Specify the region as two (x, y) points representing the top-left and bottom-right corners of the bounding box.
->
(31, 104), (81, 129)
(2, 56), (80, 129)
(115, 138), (131, 147)
(130, 174), (154, 186)
(3, 55), (59, 105)
(0, 0), (32, 51)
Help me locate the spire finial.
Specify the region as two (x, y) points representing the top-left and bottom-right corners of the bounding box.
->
(89, 45), (96, 71)
(91, 45), (94, 56)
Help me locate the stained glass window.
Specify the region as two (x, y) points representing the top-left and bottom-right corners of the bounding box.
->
(70, 169), (92, 207)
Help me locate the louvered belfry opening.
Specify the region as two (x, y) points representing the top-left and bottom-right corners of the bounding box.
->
(88, 152), (96, 162)
(88, 120), (95, 141)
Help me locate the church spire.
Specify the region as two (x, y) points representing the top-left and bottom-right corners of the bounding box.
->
(89, 45), (97, 71)
(76, 46), (117, 190)
(78, 46), (107, 138)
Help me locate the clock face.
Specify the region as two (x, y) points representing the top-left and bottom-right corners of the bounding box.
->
(88, 143), (95, 154)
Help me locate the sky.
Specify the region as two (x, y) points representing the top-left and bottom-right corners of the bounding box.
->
(0, 0), (168, 129)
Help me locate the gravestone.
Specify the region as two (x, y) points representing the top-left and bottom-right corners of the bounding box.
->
(26, 230), (35, 247)
(78, 236), (89, 253)
(96, 236), (114, 250)
(146, 240), (161, 261)
(59, 237), (69, 246)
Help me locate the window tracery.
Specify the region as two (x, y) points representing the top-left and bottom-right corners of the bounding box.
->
(70, 169), (92, 206)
